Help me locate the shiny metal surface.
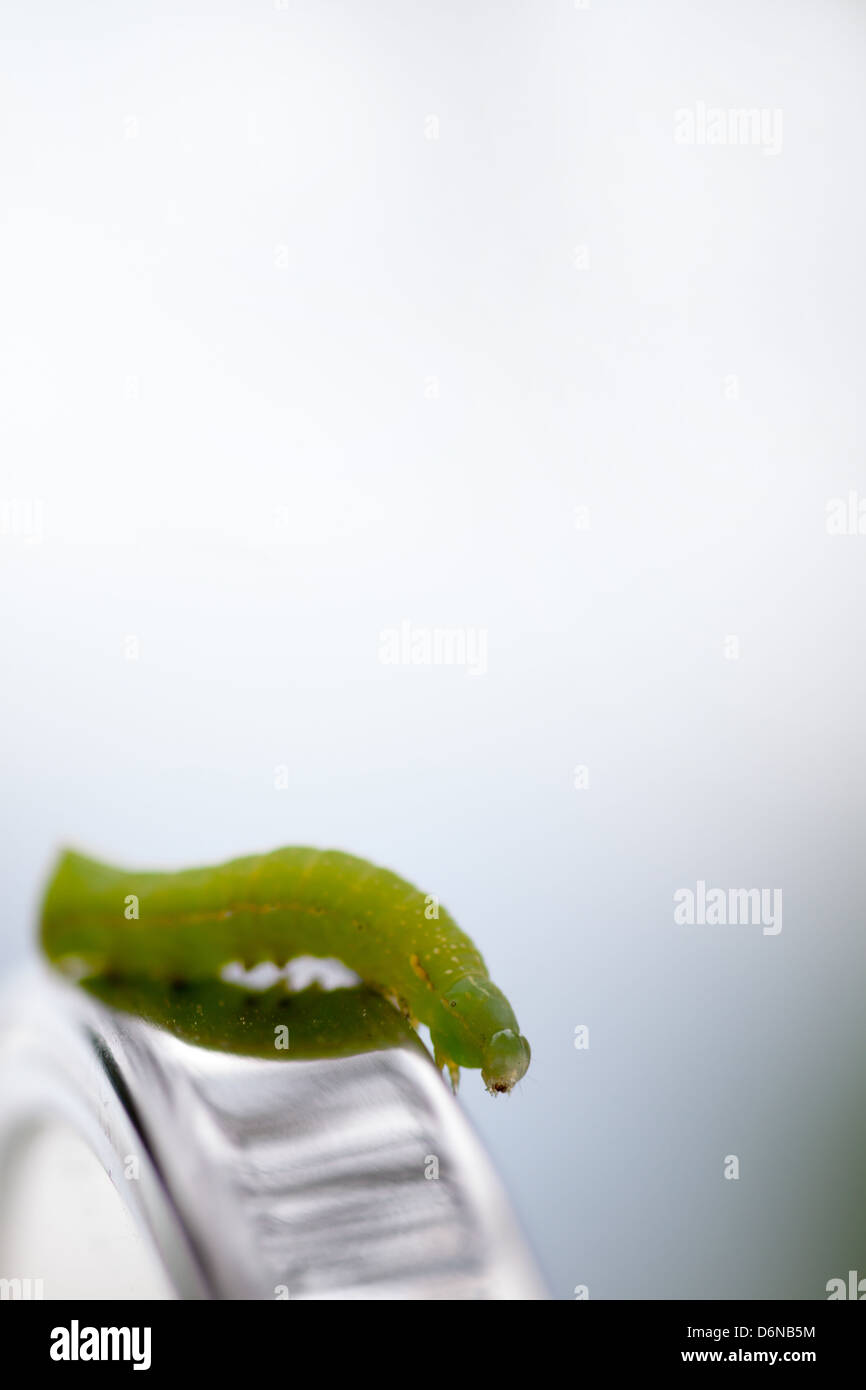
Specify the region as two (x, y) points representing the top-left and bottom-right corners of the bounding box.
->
(0, 964), (546, 1299)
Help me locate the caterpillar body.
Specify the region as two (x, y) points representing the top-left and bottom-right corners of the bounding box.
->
(40, 846), (531, 1094)
(81, 978), (428, 1064)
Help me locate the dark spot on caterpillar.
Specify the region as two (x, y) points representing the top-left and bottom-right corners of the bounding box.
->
(493, 1083), (508, 1093)
(170, 978), (190, 992)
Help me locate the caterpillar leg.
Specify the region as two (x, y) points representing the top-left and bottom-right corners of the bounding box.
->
(383, 987), (413, 1021)
(433, 1043), (460, 1094)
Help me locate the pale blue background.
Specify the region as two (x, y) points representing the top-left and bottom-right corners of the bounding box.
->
(2, 0), (865, 1298)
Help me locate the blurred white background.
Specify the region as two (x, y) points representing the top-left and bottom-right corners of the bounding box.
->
(2, 0), (865, 1298)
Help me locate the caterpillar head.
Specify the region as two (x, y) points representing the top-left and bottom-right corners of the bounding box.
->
(481, 1028), (531, 1094)
(433, 976), (530, 1095)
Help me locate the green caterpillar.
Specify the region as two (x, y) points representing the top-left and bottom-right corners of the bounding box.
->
(40, 846), (531, 1094)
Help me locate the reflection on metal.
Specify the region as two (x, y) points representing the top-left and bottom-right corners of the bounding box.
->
(0, 964), (546, 1299)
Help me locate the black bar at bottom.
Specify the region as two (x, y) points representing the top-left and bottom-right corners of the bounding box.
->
(2, 1298), (861, 1373)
